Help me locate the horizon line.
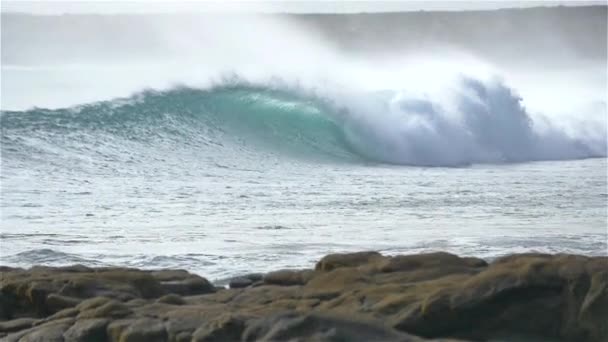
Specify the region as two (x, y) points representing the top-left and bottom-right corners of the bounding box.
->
(2, 1), (606, 15)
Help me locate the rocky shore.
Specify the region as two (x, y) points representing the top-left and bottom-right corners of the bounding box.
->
(1, 251), (606, 341)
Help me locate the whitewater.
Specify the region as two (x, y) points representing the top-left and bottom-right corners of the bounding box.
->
(1, 8), (607, 279)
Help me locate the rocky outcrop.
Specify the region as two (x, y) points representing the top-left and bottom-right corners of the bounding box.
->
(0, 266), (214, 320)
(1, 252), (606, 341)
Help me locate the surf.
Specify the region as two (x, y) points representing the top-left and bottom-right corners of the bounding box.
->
(2, 76), (606, 167)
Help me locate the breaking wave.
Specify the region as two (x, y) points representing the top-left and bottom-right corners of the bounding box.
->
(1, 77), (606, 167)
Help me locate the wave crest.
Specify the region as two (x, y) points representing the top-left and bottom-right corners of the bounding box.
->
(340, 76), (605, 165)
(2, 77), (606, 167)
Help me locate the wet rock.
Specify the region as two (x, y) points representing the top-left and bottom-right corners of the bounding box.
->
(229, 277), (253, 289)
(462, 257), (488, 268)
(51, 265), (93, 273)
(223, 272), (265, 288)
(243, 273), (264, 282)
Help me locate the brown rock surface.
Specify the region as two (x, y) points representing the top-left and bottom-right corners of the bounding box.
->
(1, 252), (606, 341)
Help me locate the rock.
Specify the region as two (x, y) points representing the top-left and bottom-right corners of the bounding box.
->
(0, 291), (16, 320)
(316, 251), (384, 271)
(126, 298), (148, 308)
(1, 252), (606, 342)
(226, 273), (265, 289)
(243, 311), (423, 342)
(263, 269), (314, 286)
(389, 253), (608, 341)
(46, 294), (81, 312)
(63, 318), (109, 342)
(26, 281), (56, 315)
(77, 299), (132, 319)
(163, 317), (206, 342)
(0, 266), (22, 272)
(149, 269), (192, 282)
(377, 252), (483, 273)
(243, 273), (264, 282)
(15, 318), (74, 342)
(131, 302), (177, 319)
(571, 257), (608, 341)
(42, 307), (79, 322)
(0, 266), (207, 318)
(117, 318), (167, 342)
(106, 319), (134, 341)
(0, 317), (38, 334)
(2, 327), (32, 342)
(159, 276), (215, 296)
(51, 265), (93, 273)
(156, 294), (185, 305)
(462, 257), (488, 268)
(87, 269), (165, 299)
(229, 277), (253, 289)
(192, 314), (246, 342)
(75, 297), (112, 311)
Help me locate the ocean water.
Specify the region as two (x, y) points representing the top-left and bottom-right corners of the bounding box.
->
(1, 85), (607, 280)
(1, 10), (607, 281)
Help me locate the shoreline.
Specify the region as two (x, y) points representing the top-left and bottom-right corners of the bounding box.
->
(1, 251), (606, 341)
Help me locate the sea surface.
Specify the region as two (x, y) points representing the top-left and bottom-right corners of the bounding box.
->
(1, 85), (606, 281)
(1, 9), (607, 281)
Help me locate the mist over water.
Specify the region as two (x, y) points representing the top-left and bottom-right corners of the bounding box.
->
(1, 7), (607, 275)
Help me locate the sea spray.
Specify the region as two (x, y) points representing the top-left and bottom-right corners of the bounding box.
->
(2, 78), (605, 167)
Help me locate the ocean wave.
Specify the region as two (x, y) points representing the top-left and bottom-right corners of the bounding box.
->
(1, 78), (606, 167)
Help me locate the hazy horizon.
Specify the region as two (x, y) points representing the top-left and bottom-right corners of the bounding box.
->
(2, 0), (606, 15)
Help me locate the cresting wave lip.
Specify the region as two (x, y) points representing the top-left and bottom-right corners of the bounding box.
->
(1, 78), (606, 167)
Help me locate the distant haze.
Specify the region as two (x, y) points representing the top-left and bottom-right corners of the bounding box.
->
(1, 0), (606, 14)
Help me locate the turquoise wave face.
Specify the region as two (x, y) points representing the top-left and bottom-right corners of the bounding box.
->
(1, 80), (605, 168)
(1, 85), (363, 165)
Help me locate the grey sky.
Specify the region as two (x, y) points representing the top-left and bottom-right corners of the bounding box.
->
(2, 0), (605, 14)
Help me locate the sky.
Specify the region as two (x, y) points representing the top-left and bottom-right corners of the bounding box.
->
(1, 0), (606, 14)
